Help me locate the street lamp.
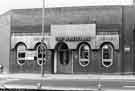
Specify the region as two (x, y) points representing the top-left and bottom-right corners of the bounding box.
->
(41, 0), (45, 77)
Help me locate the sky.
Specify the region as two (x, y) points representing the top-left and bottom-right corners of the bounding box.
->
(0, 0), (133, 14)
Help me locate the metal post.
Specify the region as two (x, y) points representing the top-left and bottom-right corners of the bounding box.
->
(121, 6), (125, 74)
(97, 78), (103, 91)
(41, 0), (45, 77)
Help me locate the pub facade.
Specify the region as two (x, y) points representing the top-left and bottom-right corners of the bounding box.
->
(0, 6), (135, 74)
(10, 23), (119, 74)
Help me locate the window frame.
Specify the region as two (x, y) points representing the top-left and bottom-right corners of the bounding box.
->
(79, 43), (90, 67)
(36, 44), (47, 66)
(16, 44), (26, 66)
(17, 60), (25, 65)
(101, 44), (113, 68)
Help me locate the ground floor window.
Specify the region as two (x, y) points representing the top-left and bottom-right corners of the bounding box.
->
(36, 43), (47, 66)
(102, 43), (113, 67)
(79, 43), (90, 67)
(16, 43), (26, 65)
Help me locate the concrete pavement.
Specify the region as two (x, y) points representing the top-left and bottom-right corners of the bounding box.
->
(1, 73), (135, 90)
(2, 78), (135, 91)
(1, 73), (135, 80)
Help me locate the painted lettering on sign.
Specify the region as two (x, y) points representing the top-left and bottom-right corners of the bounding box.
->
(100, 37), (114, 41)
(97, 32), (119, 35)
(56, 37), (91, 41)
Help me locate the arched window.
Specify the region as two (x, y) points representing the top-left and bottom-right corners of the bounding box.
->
(16, 44), (26, 65)
(102, 44), (113, 67)
(57, 43), (69, 65)
(36, 44), (47, 65)
(79, 44), (90, 67)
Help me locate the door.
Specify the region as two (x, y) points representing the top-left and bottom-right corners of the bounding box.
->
(56, 42), (72, 74)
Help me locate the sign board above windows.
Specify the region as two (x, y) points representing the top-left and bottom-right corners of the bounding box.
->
(25, 51), (36, 60)
(51, 24), (96, 38)
(56, 37), (91, 41)
(97, 32), (119, 35)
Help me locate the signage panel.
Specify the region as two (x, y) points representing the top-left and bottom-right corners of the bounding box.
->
(25, 51), (36, 60)
(56, 36), (91, 41)
(51, 24), (96, 38)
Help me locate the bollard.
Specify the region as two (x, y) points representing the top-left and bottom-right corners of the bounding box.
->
(0, 64), (3, 73)
(97, 79), (104, 91)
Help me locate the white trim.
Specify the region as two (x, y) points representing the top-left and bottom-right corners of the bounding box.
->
(102, 59), (113, 68)
(54, 50), (57, 73)
(17, 59), (25, 66)
(72, 51), (74, 74)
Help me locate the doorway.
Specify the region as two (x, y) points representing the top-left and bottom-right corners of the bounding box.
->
(55, 42), (72, 74)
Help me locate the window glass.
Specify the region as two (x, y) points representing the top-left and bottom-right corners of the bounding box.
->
(58, 43), (69, 65)
(18, 52), (25, 58)
(79, 44), (90, 67)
